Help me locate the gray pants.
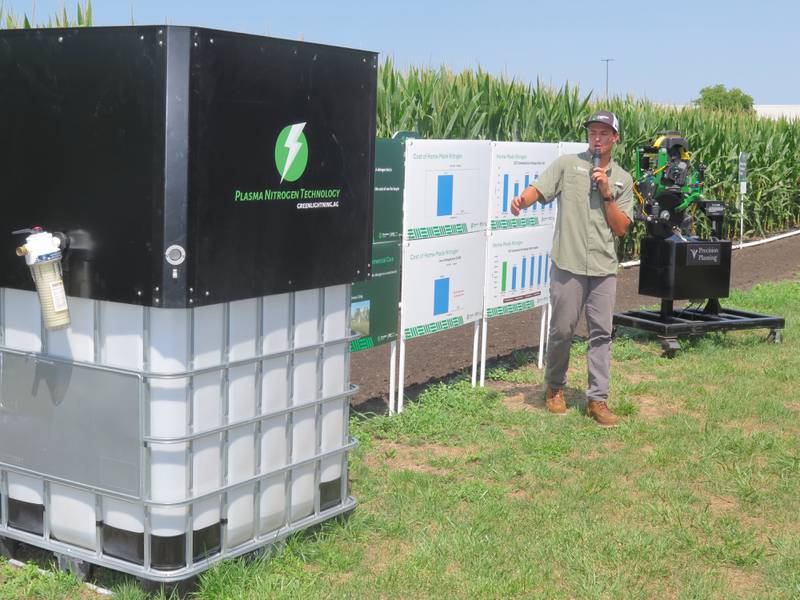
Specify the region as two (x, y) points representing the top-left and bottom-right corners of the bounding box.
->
(545, 264), (616, 401)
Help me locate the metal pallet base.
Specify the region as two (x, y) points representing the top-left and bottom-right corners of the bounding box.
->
(0, 496), (357, 584)
(613, 299), (785, 357)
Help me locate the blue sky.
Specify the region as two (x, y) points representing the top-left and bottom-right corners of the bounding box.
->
(4, 0), (798, 104)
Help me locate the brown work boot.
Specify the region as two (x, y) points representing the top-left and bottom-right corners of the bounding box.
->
(545, 387), (567, 414)
(586, 400), (619, 428)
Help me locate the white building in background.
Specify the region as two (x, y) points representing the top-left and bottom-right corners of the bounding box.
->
(654, 103), (800, 121)
(754, 105), (800, 121)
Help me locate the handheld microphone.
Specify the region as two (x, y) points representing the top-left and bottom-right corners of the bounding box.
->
(591, 149), (600, 192)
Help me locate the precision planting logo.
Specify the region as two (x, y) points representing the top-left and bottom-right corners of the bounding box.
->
(275, 122), (308, 183)
(687, 244), (721, 266)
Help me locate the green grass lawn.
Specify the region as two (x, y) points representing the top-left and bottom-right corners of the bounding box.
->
(2, 279), (800, 599)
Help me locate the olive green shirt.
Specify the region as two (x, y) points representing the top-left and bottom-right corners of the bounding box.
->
(533, 151), (634, 276)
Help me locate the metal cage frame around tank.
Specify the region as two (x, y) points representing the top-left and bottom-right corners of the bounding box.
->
(0, 286), (358, 582)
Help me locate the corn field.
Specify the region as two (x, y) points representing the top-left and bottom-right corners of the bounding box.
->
(377, 59), (800, 254)
(1, 13), (796, 252)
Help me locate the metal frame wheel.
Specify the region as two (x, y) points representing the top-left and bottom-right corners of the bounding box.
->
(660, 337), (681, 358)
(56, 553), (93, 581)
(767, 329), (783, 344)
(0, 535), (18, 559)
(136, 578), (166, 595)
(136, 577), (195, 597)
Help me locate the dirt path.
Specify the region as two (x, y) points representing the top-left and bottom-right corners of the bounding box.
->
(351, 235), (800, 412)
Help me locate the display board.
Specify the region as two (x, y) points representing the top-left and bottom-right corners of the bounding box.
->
(400, 232), (486, 340)
(402, 139), (491, 240)
(483, 142), (562, 319)
(484, 226), (553, 318)
(350, 242), (402, 352)
(489, 142), (560, 230)
(350, 138), (405, 352)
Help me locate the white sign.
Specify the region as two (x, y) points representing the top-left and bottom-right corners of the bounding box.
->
(400, 232), (486, 340)
(402, 139), (491, 240)
(484, 226), (553, 318)
(558, 141), (589, 156)
(489, 142), (560, 229)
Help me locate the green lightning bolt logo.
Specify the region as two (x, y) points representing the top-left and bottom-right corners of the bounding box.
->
(274, 122), (309, 183)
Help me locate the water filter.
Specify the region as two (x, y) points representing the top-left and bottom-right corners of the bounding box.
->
(14, 227), (70, 330)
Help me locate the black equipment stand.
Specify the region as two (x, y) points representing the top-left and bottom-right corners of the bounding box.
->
(613, 298), (785, 357)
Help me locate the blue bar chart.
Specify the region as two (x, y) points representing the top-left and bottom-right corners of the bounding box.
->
(436, 175), (453, 216)
(422, 168), (484, 223)
(497, 171), (558, 218)
(498, 250), (550, 293)
(485, 224), (554, 317)
(490, 142), (560, 226)
(433, 277), (450, 315)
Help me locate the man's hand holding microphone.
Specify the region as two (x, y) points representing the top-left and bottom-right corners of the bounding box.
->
(591, 148), (613, 200)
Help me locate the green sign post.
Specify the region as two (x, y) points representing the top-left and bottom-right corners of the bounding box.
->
(737, 151), (749, 247)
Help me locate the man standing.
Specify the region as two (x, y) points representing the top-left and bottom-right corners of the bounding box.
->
(510, 111), (633, 427)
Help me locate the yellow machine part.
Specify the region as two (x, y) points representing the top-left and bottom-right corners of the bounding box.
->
(652, 135), (691, 160)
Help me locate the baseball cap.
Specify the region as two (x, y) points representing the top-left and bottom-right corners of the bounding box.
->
(583, 110), (619, 133)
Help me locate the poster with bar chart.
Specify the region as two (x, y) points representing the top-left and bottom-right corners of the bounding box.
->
(402, 139), (491, 240)
(484, 226), (554, 318)
(489, 142), (560, 230)
(400, 232), (486, 340)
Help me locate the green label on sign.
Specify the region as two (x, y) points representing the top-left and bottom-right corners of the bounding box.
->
(491, 217), (540, 230)
(407, 223), (468, 240)
(403, 316), (464, 340)
(487, 300), (537, 318)
(350, 337), (375, 352)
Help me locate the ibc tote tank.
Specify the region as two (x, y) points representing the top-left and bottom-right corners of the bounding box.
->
(0, 25), (376, 582)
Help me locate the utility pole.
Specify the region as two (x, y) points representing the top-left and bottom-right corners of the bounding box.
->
(601, 58), (614, 99)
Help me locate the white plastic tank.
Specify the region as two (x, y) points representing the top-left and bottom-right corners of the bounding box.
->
(0, 283), (353, 573)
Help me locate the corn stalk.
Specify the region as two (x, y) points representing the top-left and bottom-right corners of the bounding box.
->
(0, 1), (92, 28)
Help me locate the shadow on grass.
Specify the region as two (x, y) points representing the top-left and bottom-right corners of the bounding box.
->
(613, 324), (778, 358)
(499, 382), (588, 412)
(352, 344), (542, 418)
